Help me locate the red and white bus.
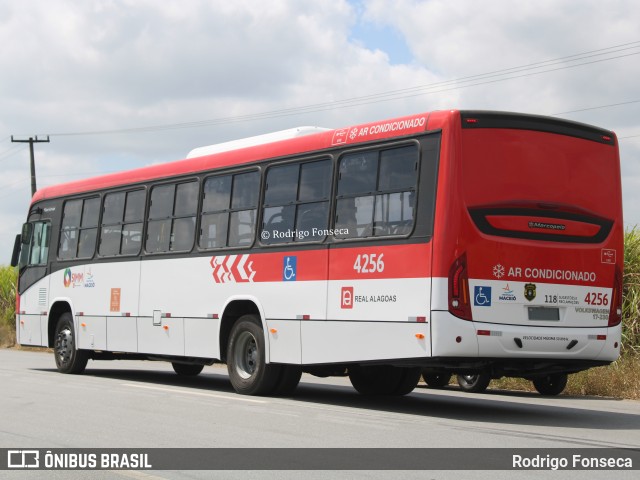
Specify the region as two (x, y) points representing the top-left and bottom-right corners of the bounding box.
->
(11, 110), (623, 396)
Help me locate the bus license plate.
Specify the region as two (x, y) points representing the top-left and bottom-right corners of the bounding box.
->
(528, 307), (560, 321)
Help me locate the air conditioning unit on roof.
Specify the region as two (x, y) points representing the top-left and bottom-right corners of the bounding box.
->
(186, 126), (330, 159)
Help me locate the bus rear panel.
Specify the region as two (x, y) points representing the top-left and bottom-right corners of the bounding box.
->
(430, 111), (623, 378)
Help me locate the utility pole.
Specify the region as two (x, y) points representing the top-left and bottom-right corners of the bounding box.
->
(11, 135), (50, 196)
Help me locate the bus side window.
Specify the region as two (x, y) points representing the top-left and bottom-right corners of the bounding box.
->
(122, 190), (145, 255)
(263, 164), (298, 245)
(28, 222), (51, 265)
(335, 145), (417, 239)
(201, 175), (231, 248)
(146, 181), (198, 253)
(229, 172), (259, 247)
(146, 184), (175, 253)
(170, 181), (198, 251)
(100, 190), (145, 257)
(296, 160), (331, 241)
(335, 152), (377, 239)
(100, 192), (125, 256)
(200, 171), (259, 249)
(77, 197), (99, 258)
(58, 197), (99, 260)
(58, 199), (82, 259)
(375, 146), (418, 235)
(29, 225), (42, 265)
(262, 159), (331, 245)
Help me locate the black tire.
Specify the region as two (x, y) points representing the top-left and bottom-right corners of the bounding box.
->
(348, 365), (419, 395)
(393, 367), (422, 395)
(172, 363), (204, 376)
(422, 371), (452, 388)
(53, 312), (89, 374)
(226, 314), (282, 395)
(532, 373), (568, 396)
(273, 365), (302, 396)
(457, 373), (491, 393)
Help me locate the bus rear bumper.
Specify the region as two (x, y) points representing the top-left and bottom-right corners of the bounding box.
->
(430, 310), (621, 362)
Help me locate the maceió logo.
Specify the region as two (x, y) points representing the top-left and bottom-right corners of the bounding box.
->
(63, 268), (72, 288)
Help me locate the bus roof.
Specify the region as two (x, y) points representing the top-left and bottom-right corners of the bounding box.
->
(30, 109), (615, 204)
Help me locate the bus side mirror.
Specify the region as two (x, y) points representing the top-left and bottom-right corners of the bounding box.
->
(11, 223), (32, 268)
(21, 223), (33, 244)
(10, 234), (21, 267)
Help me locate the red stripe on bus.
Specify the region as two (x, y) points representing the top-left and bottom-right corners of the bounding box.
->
(209, 243), (431, 283)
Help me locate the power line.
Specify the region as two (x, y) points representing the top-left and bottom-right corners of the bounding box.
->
(0, 144), (27, 162)
(41, 41), (640, 137)
(552, 99), (640, 116)
(40, 170), (120, 179)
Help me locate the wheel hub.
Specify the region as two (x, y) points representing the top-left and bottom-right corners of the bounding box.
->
(55, 327), (73, 366)
(234, 331), (258, 379)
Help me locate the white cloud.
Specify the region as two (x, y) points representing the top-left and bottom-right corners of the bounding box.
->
(362, 0), (639, 112)
(361, 0), (640, 229)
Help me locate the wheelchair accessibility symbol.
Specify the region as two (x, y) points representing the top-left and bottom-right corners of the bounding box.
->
(473, 286), (492, 306)
(283, 256), (297, 281)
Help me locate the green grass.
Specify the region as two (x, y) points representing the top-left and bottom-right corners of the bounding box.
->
(622, 227), (640, 354)
(491, 355), (640, 400)
(0, 266), (17, 348)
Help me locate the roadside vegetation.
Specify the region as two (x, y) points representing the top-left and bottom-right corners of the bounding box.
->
(1, 228), (640, 398)
(0, 265), (17, 348)
(622, 227), (640, 354)
(492, 355), (640, 400)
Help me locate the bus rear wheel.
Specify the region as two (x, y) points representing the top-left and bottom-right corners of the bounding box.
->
(273, 365), (302, 396)
(53, 312), (89, 374)
(422, 371), (452, 388)
(532, 373), (568, 396)
(394, 367), (422, 395)
(226, 314), (281, 396)
(457, 373), (491, 393)
(172, 363), (204, 376)
(348, 365), (421, 395)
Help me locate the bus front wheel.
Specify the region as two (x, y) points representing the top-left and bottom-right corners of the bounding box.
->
(53, 312), (89, 374)
(226, 314), (281, 395)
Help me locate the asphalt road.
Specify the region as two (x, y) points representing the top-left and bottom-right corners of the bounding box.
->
(1, 348), (639, 480)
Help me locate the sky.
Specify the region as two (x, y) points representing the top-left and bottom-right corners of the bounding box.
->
(1, 0), (639, 260)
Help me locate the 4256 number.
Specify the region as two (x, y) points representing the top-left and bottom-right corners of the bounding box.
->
(353, 253), (385, 274)
(584, 292), (609, 306)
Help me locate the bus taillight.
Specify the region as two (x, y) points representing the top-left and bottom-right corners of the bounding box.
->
(608, 266), (623, 327)
(449, 254), (472, 320)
